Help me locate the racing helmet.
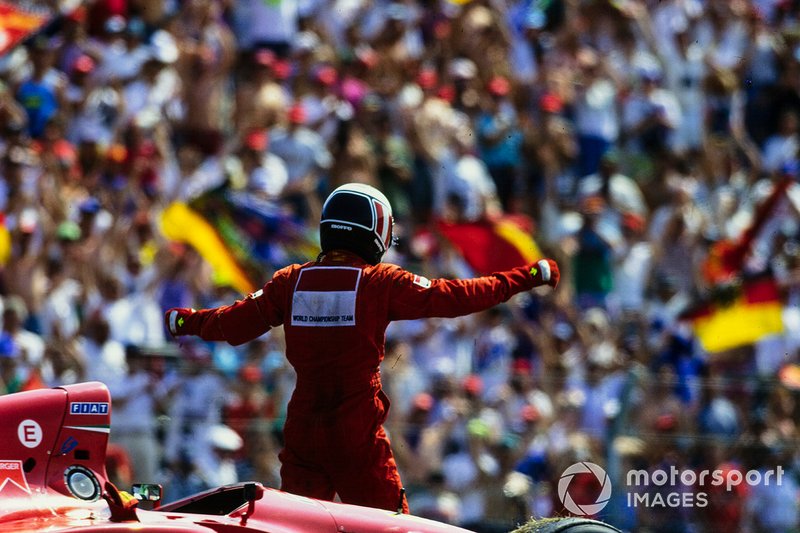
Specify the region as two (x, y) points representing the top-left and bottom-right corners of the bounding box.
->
(320, 183), (394, 264)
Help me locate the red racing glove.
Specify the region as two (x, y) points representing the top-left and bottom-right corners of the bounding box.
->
(530, 259), (560, 288)
(165, 308), (196, 337)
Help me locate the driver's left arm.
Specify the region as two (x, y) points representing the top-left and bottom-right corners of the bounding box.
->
(385, 260), (558, 321)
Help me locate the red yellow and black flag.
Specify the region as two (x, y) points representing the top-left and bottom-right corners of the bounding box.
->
(681, 274), (783, 353)
(436, 214), (543, 275)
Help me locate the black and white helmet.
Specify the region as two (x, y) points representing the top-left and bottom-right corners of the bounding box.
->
(320, 183), (394, 265)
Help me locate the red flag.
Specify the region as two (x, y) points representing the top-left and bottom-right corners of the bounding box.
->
(702, 176), (792, 284)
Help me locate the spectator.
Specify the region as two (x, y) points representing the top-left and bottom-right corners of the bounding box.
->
(162, 451), (211, 502)
(570, 198), (616, 310)
(174, 0), (236, 156)
(39, 253), (82, 341)
(434, 126), (501, 223)
(78, 312), (127, 385)
(234, 50), (290, 132)
(227, 128), (289, 200)
(162, 344), (225, 470)
(365, 108), (414, 222)
(94, 16), (150, 85)
(573, 48), (620, 178)
(16, 37), (65, 139)
(762, 110), (800, 174)
(268, 103), (332, 220)
(1, 296), (44, 370)
(0, 334), (21, 394)
(197, 423), (243, 488)
(475, 75), (523, 212)
(520, 92), (576, 217)
(222, 363), (275, 440)
(658, 17), (708, 152)
(621, 68), (682, 160)
(230, 0), (299, 55)
(108, 345), (168, 484)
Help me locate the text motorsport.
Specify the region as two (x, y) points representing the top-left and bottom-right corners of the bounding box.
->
(625, 466), (785, 508)
(558, 462), (785, 515)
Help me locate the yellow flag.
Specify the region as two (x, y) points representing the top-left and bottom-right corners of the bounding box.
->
(159, 202), (256, 294)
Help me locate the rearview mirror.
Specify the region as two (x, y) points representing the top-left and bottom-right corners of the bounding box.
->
(244, 482), (264, 503)
(240, 483), (265, 526)
(132, 484), (163, 505)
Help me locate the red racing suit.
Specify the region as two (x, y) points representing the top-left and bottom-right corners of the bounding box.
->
(170, 250), (554, 513)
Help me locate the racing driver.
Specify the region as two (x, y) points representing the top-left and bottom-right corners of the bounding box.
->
(165, 183), (560, 514)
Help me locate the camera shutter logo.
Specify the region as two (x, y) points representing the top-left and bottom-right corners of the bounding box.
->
(558, 462), (612, 516)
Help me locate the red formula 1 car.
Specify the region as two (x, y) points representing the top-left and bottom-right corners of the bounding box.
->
(0, 382), (474, 533)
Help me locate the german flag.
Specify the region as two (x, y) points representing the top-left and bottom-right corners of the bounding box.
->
(682, 275), (783, 353)
(436, 214), (543, 275)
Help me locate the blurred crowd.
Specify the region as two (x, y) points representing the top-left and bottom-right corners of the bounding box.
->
(2, 0), (800, 531)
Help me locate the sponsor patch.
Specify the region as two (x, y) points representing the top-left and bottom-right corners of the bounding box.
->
(412, 274), (431, 289)
(0, 460), (31, 495)
(70, 402), (110, 415)
(291, 267), (360, 327)
(17, 420), (42, 448)
(60, 436), (79, 455)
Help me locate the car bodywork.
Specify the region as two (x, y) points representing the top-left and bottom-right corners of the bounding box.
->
(0, 382), (473, 533)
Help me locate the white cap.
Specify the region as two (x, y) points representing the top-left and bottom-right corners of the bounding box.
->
(149, 30), (179, 64)
(449, 58), (477, 80)
(206, 424), (243, 452)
